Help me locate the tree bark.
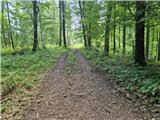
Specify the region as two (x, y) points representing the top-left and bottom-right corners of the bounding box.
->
(151, 28), (154, 56)
(122, 1), (126, 55)
(146, 23), (150, 60)
(78, 0), (87, 47)
(158, 31), (160, 61)
(113, 3), (116, 54)
(118, 20), (121, 49)
(135, 1), (146, 65)
(1, 1), (7, 47)
(59, 0), (62, 46)
(88, 23), (91, 47)
(32, 0), (38, 51)
(145, 2), (150, 61)
(6, 2), (14, 49)
(104, 3), (112, 55)
(62, 0), (67, 47)
(39, 2), (44, 48)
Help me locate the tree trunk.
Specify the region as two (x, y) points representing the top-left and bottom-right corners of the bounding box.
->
(118, 20), (121, 49)
(113, 3), (116, 54)
(158, 31), (160, 61)
(59, 0), (62, 46)
(6, 2), (14, 49)
(39, 2), (44, 48)
(1, 1), (7, 47)
(88, 23), (91, 47)
(151, 28), (154, 56)
(122, 1), (126, 55)
(146, 2), (150, 61)
(146, 23), (150, 60)
(78, 0), (87, 47)
(32, 0), (38, 51)
(135, 1), (146, 65)
(62, 0), (66, 47)
(104, 3), (112, 55)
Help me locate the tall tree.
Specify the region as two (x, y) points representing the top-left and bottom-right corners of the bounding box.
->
(113, 3), (116, 54)
(1, 1), (7, 47)
(122, 1), (126, 55)
(87, 23), (91, 47)
(104, 3), (112, 55)
(62, 0), (67, 47)
(59, 0), (62, 46)
(145, 3), (150, 60)
(146, 22), (150, 60)
(32, 0), (38, 51)
(39, 1), (43, 48)
(135, 1), (146, 65)
(118, 20), (121, 49)
(6, 2), (14, 49)
(78, 0), (87, 47)
(151, 28), (155, 56)
(158, 31), (160, 61)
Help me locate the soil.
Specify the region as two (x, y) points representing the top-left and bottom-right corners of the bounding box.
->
(24, 50), (151, 120)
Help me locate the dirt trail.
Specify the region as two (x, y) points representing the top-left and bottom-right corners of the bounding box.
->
(24, 50), (151, 120)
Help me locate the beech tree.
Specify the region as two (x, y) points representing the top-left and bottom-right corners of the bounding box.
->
(62, 0), (67, 47)
(158, 31), (160, 61)
(32, 0), (38, 51)
(6, 2), (14, 49)
(104, 2), (112, 55)
(135, 1), (146, 65)
(59, 0), (62, 46)
(78, 0), (87, 47)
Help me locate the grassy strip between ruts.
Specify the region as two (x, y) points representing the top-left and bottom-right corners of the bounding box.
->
(1, 45), (69, 120)
(67, 50), (76, 66)
(81, 47), (160, 117)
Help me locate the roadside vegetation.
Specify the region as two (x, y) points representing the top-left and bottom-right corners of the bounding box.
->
(1, 46), (68, 119)
(81, 47), (160, 105)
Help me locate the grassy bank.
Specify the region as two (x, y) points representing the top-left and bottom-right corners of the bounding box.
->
(1, 46), (68, 119)
(81, 48), (160, 105)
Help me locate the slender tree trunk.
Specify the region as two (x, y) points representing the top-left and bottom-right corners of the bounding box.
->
(15, 18), (18, 46)
(146, 23), (150, 60)
(146, 2), (150, 61)
(118, 20), (121, 49)
(104, 4), (112, 55)
(39, 3), (43, 48)
(32, 0), (38, 51)
(67, 28), (70, 45)
(113, 3), (116, 54)
(62, 0), (66, 47)
(132, 34), (135, 57)
(155, 30), (159, 61)
(59, 0), (62, 46)
(122, 1), (126, 55)
(158, 31), (160, 61)
(78, 0), (87, 47)
(135, 1), (146, 65)
(151, 28), (154, 56)
(6, 2), (14, 49)
(1, 1), (7, 47)
(88, 23), (91, 47)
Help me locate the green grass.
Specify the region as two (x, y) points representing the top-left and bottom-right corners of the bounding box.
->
(67, 50), (76, 66)
(1, 46), (68, 117)
(81, 47), (160, 104)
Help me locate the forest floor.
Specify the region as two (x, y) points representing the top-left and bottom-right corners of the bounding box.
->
(24, 49), (152, 120)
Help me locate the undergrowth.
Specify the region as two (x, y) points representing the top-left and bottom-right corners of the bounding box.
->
(81, 47), (160, 104)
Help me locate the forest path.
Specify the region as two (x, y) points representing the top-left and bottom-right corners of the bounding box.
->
(24, 49), (151, 120)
